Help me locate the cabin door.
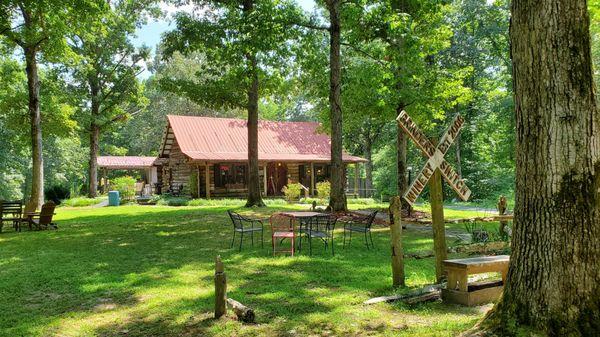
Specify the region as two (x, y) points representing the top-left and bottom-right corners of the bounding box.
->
(267, 162), (287, 196)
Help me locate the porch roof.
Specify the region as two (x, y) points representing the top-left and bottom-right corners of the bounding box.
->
(159, 115), (368, 163)
(97, 156), (157, 169)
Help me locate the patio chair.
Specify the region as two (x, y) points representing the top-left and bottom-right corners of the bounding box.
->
(27, 201), (58, 230)
(17, 202), (37, 231)
(269, 213), (296, 256)
(0, 200), (23, 232)
(227, 210), (264, 251)
(342, 210), (378, 249)
(299, 214), (337, 256)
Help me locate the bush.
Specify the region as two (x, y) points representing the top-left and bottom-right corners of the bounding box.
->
(316, 181), (330, 201)
(299, 197), (325, 205)
(156, 196), (191, 206)
(61, 197), (104, 207)
(347, 198), (378, 205)
(281, 183), (302, 202)
(112, 176), (136, 200)
(187, 198), (246, 207)
(45, 185), (70, 204)
(189, 172), (199, 198)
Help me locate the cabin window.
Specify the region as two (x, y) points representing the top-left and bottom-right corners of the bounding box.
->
(214, 163), (247, 188)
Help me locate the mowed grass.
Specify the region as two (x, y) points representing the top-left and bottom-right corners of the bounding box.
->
(0, 204), (488, 337)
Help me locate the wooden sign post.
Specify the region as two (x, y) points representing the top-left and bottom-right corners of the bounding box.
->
(396, 110), (471, 283)
(389, 196), (405, 287)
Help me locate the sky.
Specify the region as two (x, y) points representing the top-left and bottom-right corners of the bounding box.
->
(133, 0), (316, 78)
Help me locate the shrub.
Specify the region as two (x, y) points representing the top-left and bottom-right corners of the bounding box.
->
(347, 198), (377, 205)
(299, 197), (325, 205)
(282, 183), (302, 202)
(111, 176), (136, 200)
(189, 172), (199, 198)
(156, 196), (191, 206)
(316, 181), (330, 201)
(45, 185), (70, 204)
(61, 197), (104, 207)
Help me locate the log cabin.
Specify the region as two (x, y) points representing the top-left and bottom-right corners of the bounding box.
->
(100, 115), (368, 198)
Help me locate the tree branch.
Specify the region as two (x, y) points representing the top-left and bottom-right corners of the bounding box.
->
(340, 42), (386, 66)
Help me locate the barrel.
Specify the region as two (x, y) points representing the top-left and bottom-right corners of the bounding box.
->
(108, 191), (120, 206)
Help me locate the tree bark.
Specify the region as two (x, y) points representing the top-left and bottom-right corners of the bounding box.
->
(24, 46), (44, 209)
(481, 0), (600, 335)
(327, 0), (346, 211)
(243, 0), (264, 208)
(88, 80), (100, 198)
(363, 137), (373, 198)
(396, 106), (409, 211)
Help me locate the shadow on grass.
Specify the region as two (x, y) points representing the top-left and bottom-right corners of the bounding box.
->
(0, 205), (478, 337)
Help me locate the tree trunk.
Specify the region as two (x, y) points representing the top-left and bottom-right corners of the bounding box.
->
(481, 0), (600, 335)
(455, 132), (462, 179)
(363, 137), (373, 198)
(327, 0), (346, 211)
(396, 107), (409, 211)
(88, 82), (100, 198)
(24, 47), (44, 209)
(243, 0), (264, 208)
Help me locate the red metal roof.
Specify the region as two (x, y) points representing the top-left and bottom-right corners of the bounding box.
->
(163, 115), (367, 163)
(97, 156), (157, 169)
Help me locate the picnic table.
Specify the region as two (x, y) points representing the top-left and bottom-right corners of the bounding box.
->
(441, 255), (509, 306)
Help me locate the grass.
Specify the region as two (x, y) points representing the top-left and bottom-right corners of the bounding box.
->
(0, 203), (491, 337)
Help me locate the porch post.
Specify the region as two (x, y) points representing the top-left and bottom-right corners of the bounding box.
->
(205, 163), (211, 199)
(263, 163), (268, 196)
(103, 168), (108, 194)
(310, 162), (315, 197)
(354, 163), (359, 198)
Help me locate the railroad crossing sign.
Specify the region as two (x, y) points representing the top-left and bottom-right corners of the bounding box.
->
(396, 110), (471, 205)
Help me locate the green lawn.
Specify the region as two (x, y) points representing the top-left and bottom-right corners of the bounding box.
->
(0, 204), (489, 337)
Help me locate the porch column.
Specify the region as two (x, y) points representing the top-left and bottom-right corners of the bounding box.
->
(263, 164), (268, 196)
(310, 162), (315, 197)
(354, 163), (359, 198)
(205, 163), (211, 199)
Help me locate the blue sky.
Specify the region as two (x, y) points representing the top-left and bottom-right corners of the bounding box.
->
(133, 0), (316, 78)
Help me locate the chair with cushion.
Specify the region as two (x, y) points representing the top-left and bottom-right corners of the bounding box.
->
(269, 213), (296, 256)
(227, 210), (264, 251)
(342, 210), (378, 249)
(299, 214), (337, 256)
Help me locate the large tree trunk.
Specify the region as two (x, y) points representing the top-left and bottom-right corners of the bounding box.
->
(243, 0), (264, 208)
(327, 0), (346, 211)
(88, 82), (100, 198)
(481, 0), (600, 335)
(24, 47), (44, 209)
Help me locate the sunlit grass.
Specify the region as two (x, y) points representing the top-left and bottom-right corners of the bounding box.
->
(0, 204), (488, 336)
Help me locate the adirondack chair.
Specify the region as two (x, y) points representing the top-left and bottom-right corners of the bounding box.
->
(26, 201), (58, 230)
(17, 202), (37, 231)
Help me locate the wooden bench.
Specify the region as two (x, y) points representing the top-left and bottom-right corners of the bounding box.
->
(442, 255), (509, 306)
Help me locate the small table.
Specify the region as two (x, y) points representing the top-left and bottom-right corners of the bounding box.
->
(442, 255), (509, 306)
(278, 212), (324, 251)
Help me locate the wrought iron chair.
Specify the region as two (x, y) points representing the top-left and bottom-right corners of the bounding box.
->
(299, 214), (337, 256)
(269, 213), (296, 256)
(342, 210), (378, 249)
(227, 210), (264, 251)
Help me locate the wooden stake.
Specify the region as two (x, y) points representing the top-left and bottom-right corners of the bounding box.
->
(429, 168), (447, 283)
(214, 255), (226, 318)
(389, 196), (405, 287)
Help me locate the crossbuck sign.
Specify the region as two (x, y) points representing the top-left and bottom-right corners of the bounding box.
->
(396, 110), (471, 205)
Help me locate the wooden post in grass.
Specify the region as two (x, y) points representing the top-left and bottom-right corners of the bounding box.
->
(428, 169), (446, 283)
(389, 196), (405, 287)
(214, 255), (227, 318)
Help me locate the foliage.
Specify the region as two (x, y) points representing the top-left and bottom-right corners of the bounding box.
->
(156, 196), (191, 207)
(188, 171), (199, 199)
(44, 185), (71, 204)
(111, 176), (136, 200)
(281, 183), (302, 202)
(60, 197), (105, 207)
(316, 181), (331, 201)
